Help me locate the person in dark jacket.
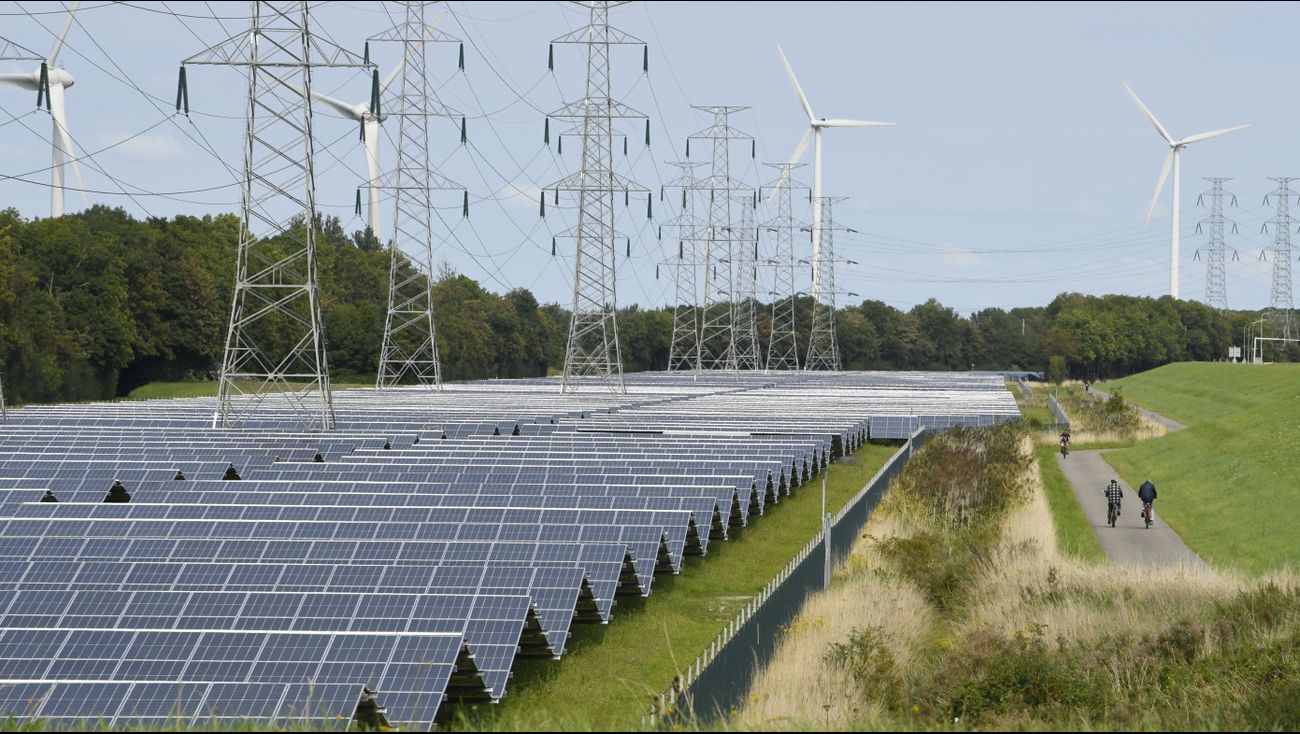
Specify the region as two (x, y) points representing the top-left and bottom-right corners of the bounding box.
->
(1138, 479), (1157, 523)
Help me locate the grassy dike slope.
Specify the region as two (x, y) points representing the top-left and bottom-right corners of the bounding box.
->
(1103, 363), (1300, 573)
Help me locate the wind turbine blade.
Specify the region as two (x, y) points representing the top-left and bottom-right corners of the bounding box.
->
(1180, 124), (1250, 146)
(1123, 83), (1174, 145)
(310, 90), (361, 119)
(772, 128), (814, 193)
(777, 45), (814, 121)
(1145, 148), (1174, 223)
(820, 119), (896, 127)
(0, 73), (39, 91)
(47, 1), (80, 66)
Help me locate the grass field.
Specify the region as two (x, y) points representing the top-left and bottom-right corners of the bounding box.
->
(455, 442), (901, 730)
(1097, 363), (1300, 574)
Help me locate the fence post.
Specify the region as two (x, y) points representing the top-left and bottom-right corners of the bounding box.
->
(822, 511), (831, 589)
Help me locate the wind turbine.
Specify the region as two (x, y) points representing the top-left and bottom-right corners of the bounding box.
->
(776, 45), (893, 298)
(0, 2), (89, 218)
(1125, 83), (1248, 299)
(311, 12), (447, 238)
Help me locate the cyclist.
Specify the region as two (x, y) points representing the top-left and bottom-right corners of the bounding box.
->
(1059, 428), (1071, 455)
(1104, 478), (1123, 525)
(1138, 479), (1157, 525)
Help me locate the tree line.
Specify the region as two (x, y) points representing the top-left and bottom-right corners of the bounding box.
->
(0, 207), (1271, 405)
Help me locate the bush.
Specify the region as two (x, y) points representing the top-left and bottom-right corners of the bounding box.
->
(825, 626), (900, 702)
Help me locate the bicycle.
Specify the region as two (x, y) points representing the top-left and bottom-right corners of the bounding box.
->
(1060, 440), (1069, 458)
(1107, 501), (1120, 528)
(1142, 502), (1154, 529)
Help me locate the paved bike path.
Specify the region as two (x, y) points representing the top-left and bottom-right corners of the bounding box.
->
(1056, 450), (1206, 569)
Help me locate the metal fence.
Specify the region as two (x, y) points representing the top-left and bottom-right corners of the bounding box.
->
(1016, 379), (1033, 398)
(649, 428), (931, 725)
(1048, 393), (1070, 430)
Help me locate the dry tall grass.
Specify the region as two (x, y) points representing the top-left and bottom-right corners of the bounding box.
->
(736, 429), (1298, 731)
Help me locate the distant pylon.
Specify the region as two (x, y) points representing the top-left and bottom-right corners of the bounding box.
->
(0, 369), (7, 424)
(1195, 177), (1236, 313)
(662, 161), (706, 372)
(689, 105), (752, 372)
(1263, 177), (1298, 340)
(545, 0), (649, 393)
(183, 1), (372, 429)
(762, 162), (807, 371)
(806, 196), (848, 371)
(373, 2), (464, 390)
(730, 193), (761, 370)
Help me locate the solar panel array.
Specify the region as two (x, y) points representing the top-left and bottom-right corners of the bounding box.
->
(0, 370), (1017, 726)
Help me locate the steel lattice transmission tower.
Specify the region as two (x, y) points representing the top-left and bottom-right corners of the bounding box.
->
(729, 193), (762, 370)
(762, 162), (807, 371)
(662, 161), (706, 372)
(806, 196), (847, 371)
(545, 1), (648, 393)
(1195, 177), (1236, 312)
(373, 3), (464, 390)
(183, 2), (372, 429)
(1263, 177), (1298, 339)
(690, 106), (751, 372)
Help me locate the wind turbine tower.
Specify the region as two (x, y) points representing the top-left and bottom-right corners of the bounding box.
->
(1124, 84), (1249, 299)
(776, 46), (891, 370)
(0, 3), (90, 218)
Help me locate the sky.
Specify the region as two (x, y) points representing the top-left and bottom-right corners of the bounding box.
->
(2, 1), (1298, 315)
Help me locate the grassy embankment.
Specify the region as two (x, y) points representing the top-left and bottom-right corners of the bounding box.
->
(739, 423), (1300, 731)
(1101, 362), (1300, 574)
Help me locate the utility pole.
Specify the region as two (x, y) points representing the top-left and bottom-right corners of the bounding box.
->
(1263, 178), (1297, 343)
(729, 192), (761, 370)
(374, 2), (464, 390)
(689, 105), (751, 373)
(545, 0), (649, 394)
(762, 163), (807, 371)
(663, 161), (706, 373)
(806, 196), (849, 371)
(0, 370), (6, 424)
(183, 1), (372, 430)
(1196, 178), (1236, 313)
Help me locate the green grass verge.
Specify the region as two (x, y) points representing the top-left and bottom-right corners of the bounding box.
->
(1100, 362), (1300, 573)
(1033, 444), (1105, 564)
(454, 442), (901, 730)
